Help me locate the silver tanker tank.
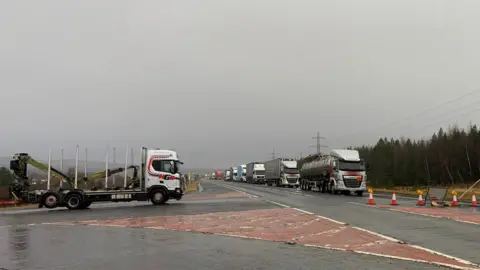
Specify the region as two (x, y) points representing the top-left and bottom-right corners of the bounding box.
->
(299, 155), (332, 177)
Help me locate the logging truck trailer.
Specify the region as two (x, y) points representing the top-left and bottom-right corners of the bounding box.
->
(9, 147), (184, 210)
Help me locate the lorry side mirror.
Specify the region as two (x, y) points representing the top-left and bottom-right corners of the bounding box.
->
(170, 161), (177, 174)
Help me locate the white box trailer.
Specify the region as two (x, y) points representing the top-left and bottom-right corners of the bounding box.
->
(264, 158), (299, 187)
(231, 167), (239, 182)
(224, 169), (232, 181)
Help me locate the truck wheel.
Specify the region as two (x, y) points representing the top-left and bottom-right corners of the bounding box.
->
(42, 192), (59, 209)
(151, 189), (167, 205)
(65, 193), (83, 210)
(329, 182), (338, 195)
(355, 191), (364, 197)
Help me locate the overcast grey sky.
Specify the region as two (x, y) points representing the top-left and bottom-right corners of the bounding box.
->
(1, 0), (480, 168)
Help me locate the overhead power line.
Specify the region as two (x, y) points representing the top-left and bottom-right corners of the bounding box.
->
(334, 87), (480, 144)
(375, 88), (480, 131)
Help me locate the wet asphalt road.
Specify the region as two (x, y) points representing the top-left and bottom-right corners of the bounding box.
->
(0, 181), (465, 270)
(214, 180), (480, 265)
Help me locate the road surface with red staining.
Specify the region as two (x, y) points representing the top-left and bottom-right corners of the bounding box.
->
(375, 205), (480, 225)
(69, 207), (478, 270)
(182, 191), (250, 201)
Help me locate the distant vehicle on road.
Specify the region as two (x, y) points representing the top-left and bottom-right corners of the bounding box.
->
(224, 169), (232, 181)
(215, 170), (224, 180)
(265, 158), (300, 187)
(246, 162), (265, 184)
(231, 167), (238, 182)
(299, 149), (368, 196)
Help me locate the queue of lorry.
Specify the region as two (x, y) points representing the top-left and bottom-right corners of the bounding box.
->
(6, 147), (370, 210)
(220, 149), (369, 196)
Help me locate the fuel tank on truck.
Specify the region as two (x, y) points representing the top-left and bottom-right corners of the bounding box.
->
(300, 156), (332, 177)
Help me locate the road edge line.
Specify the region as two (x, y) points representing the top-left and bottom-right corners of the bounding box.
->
(351, 226), (403, 243)
(354, 250), (478, 270)
(409, 244), (479, 267)
(389, 208), (480, 226)
(265, 200), (291, 208)
(213, 182), (259, 198)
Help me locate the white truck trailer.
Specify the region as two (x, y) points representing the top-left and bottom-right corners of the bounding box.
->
(9, 147), (185, 210)
(299, 149), (368, 196)
(231, 167), (239, 182)
(246, 162), (265, 184)
(224, 169), (232, 181)
(236, 164), (247, 182)
(264, 158), (300, 187)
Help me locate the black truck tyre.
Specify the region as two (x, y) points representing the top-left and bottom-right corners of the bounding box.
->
(42, 192), (60, 209)
(150, 189), (167, 205)
(65, 193), (84, 210)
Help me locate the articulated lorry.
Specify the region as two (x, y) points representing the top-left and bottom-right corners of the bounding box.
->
(246, 162), (265, 184)
(231, 167), (238, 182)
(215, 171), (224, 180)
(236, 164), (246, 182)
(299, 149), (368, 196)
(224, 169), (231, 181)
(264, 158), (300, 187)
(9, 147), (184, 210)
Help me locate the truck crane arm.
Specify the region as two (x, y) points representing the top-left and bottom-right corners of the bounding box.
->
(10, 153), (73, 187)
(82, 165), (140, 185)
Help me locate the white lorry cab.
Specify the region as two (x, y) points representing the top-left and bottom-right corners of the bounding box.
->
(265, 158), (300, 187)
(144, 148), (184, 200)
(329, 149), (367, 195)
(232, 167), (238, 182)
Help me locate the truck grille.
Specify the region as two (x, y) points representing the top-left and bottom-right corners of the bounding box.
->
(343, 178), (361, 188)
(287, 178), (298, 184)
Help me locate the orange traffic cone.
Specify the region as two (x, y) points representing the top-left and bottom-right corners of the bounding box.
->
(451, 191), (459, 207)
(390, 191), (399, 206)
(367, 189), (376, 205)
(416, 192), (424, 206)
(471, 192), (477, 207)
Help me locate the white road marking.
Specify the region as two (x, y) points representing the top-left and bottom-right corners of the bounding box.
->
(348, 201), (480, 226)
(354, 250), (478, 270)
(213, 183), (259, 198)
(410, 244), (478, 267)
(293, 208), (314, 215)
(265, 200), (291, 208)
(351, 226), (404, 243)
(389, 208), (480, 226)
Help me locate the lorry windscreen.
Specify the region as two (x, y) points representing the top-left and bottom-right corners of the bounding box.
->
(283, 168), (299, 174)
(338, 161), (365, 171)
(151, 160), (176, 173)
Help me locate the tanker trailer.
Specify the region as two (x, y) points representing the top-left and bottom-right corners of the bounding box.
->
(299, 149), (368, 196)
